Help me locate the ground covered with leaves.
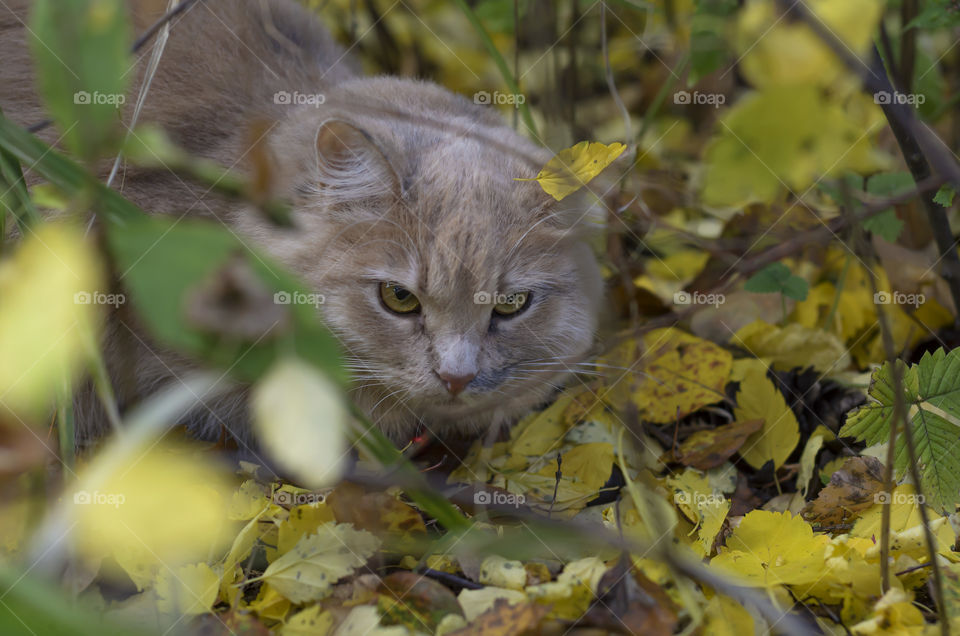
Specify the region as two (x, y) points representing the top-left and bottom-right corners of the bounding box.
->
(3, 0), (960, 635)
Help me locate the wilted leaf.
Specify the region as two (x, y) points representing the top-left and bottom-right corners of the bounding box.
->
(801, 456), (885, 527)
(448, 598), (549, 636)
(676, 419), (763, 470)
(282, 606), (333, 636)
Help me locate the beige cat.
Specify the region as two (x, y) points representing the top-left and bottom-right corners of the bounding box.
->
(0, 0), (602, 450)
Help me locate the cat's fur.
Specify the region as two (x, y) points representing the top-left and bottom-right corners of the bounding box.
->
(0, 0), (602, 450)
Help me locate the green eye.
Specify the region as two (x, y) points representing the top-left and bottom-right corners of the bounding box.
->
(379, 282), (421, 314)
(493, 291), (530, 316)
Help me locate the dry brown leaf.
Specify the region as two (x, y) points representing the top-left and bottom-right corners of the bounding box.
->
(801, 456), (885, 527)
(675, 419), (763, 469)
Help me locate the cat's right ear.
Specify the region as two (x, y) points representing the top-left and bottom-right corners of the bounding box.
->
(314, 119), (404, 204)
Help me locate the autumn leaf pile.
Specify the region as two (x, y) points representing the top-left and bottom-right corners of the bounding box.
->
(3, 0), (960, 634)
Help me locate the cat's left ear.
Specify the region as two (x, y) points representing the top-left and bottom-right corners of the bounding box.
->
(314, 118), (405, 203)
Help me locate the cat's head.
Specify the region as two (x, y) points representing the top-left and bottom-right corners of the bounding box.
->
(254, 78), (603, 438)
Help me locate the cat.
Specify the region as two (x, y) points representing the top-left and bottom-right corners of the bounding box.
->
(0, 0), (603, 453)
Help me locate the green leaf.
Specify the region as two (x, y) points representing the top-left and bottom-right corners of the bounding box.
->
(744, 262), (808, 300)
(934, 184), (956, 208)
(106, 215), (345, 384)
(29, 0), (132, 160)
(840, 349), (960, 514)
(906, 0), (960, 30)
(689, 0), (739, 83)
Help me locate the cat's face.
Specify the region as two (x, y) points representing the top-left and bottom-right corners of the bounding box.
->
(256, 87), (602, 438)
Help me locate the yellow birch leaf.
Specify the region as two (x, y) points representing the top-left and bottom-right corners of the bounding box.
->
(260, 523), (380, 603)
(282, 606), (333, 636)
(0, 222), (102, 416)
(155, 563), (219, 616)
(734, 370), (800, 469)
(516, 141), (626, 201)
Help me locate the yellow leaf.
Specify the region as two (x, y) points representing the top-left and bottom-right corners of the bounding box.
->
(734, 369), (800, 470)
(613, 328), (731, 424)
(732, 320), (850, 374)
(228, 480), (269, 521)
(282, 605), (333, 636)
(70, 444), (231, 585)
(277, 501), (336, 555)
(702, 86), (885, 208)
(736, 0), (883, 89)
(333, 605), (409, 636)
(247, 583), (291, 624)
(479, 555), (527, 591)
(457, 587), (528, 622)
(555, 442), (614, 492)
(711, 510), (829, 587)
(703, 594), (756, 635)
(253, 357), (350, 489)
(155, 563), (219, 616)
(850, 588), (925, 635)
(516, 141), (626, 201)
(260, 523), (380, 603)
(0, 222), (102, 416)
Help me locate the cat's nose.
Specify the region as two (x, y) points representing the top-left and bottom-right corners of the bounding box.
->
(437, 371), (475, 396)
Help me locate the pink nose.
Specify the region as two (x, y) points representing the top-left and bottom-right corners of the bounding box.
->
(437, 371), (475, 396)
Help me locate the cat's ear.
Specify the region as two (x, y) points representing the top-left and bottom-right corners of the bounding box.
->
(314, 119), (404, 203)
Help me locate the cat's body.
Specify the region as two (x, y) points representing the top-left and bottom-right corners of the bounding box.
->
(1, 0), (602, 451)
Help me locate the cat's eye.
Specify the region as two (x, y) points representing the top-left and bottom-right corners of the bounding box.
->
(379, 282), (421, 314)
(493, 291), (531, 317)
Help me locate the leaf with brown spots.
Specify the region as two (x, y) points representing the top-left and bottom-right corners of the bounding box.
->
(615, 328), (732, 424)
(674, 419), (763, 469)
(327, 483), (427, 539)
(801, 456), (886, 527)
(448, 598), (550, 636)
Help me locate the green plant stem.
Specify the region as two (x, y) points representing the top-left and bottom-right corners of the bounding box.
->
(451, 0), (539, 139)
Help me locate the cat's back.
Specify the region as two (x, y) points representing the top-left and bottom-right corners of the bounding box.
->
(0, 0), (358, 155)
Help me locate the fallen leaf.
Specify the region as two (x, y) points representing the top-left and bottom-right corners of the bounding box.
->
(801, 456), (885, 527)
(516, 141), (626, 201)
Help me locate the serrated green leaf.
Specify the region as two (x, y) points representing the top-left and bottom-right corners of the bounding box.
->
(934, 184), (956, 208)
(840, 349), (960, 513)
